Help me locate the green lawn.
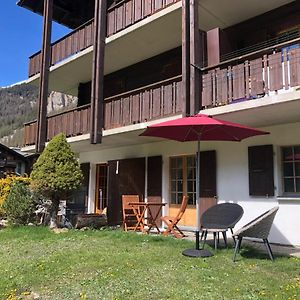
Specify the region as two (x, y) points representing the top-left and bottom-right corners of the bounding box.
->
(0, 227), (299, 300)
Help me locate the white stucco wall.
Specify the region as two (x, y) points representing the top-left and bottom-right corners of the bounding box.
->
(79, 121), (300, 246)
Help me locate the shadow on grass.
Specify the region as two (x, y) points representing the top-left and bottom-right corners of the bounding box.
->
(202, 240), (287, 261)
(235, 245), (286, 261)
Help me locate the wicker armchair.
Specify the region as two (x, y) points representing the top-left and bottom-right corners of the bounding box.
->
(232, 206), (279, 261)
(200, 203), (244, 250)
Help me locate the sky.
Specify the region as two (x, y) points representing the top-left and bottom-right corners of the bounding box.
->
(0, 1), (70, 87)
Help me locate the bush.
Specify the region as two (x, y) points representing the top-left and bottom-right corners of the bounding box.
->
(30, 133), (83, 228)
(2, 182), (36, 225)
(30, 133), (83, 195)
(0, 174), (30, 215)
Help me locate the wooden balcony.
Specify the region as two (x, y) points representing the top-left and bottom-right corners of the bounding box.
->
(202, 38), (300, 108)
(24, 104), (92, 146)
(106, 0), (179, 37)
(28, 0), (180, 77)
(23, 75), (182, 146)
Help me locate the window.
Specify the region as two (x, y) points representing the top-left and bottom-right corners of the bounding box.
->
(170, 155), (196, 205)
(282, 146), (300, 194)
(248, 145), (274, 196)
(170, 151), (216, 205)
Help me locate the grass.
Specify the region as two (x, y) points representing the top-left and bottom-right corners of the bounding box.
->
(0, 227), (299, 300)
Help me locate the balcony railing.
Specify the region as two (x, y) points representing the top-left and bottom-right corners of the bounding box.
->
(28, 0), (180, 77)
(24, 104), (92, 146)
(104, 75), (182, 129)
(29, 19), (94, 77)
(106, 0), (179, 37)
(23, 75), (182, 146)
(202, 38), (300, 108)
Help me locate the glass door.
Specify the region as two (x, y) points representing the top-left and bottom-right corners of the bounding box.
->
(95, 164), (108, 214)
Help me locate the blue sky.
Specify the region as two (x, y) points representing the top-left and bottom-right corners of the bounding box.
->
(0, 1), (70, 87)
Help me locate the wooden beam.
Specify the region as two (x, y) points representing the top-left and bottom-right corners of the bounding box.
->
(182, 0), (190, 116)
(36, 0), (53, 153)
(90, 0), (107, 144)
(190, 0), (201, 114)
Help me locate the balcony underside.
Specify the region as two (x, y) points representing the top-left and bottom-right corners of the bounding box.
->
(198, 0), (294, 31)
(203, 89), (300, 128)
(19, 0), (294, 30)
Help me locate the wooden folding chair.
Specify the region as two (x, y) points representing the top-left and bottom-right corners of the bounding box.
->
(161, 196), (188, 238)
(122, 195), (142, 231)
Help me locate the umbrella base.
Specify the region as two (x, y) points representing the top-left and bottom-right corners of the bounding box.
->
(182, 248), (213, 258)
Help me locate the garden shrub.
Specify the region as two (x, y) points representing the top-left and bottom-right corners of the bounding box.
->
(2, 182), (36, 225)
(0, 174), (30, 215)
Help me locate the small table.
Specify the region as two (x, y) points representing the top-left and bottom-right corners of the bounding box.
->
(129, 202), (166, 233)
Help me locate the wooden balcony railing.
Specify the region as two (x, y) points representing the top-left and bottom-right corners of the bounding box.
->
(29, 19), (94, 77)
(106, 0), (179, 37)
(23, 75), (182, 146)
(23, 104), (91, 146)
(28, 0), (180, 77)
(104, 75), (182, 129)
(202, 38), (300, 108)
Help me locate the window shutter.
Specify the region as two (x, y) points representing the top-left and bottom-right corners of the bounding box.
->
(147, 156), (162, 197)
(248, 145), (274, 196)
(107, 158), (146, 226)
(107, 160), (121, 226)
(200, 150), (217, 197)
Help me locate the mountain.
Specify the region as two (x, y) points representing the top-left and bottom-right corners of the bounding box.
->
(0, 84), (77, 147)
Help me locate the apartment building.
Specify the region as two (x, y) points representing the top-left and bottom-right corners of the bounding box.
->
(19, 0), (300, 245)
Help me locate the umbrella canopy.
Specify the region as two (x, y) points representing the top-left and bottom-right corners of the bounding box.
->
(140, 114), (269, 141)
(140, 114), (269, 257)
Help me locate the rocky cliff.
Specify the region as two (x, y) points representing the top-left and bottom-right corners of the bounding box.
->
(0, 83), (77, 147)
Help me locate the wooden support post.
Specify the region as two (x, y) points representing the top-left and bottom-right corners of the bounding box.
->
(182, 0), (190, 116)
(90, 0), (107, 144)
(36, 0), (53, 153)
(190, 0), (201, 114)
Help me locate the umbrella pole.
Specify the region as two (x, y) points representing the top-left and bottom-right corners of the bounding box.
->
(195, 138), (201, 250)
(182, 137), (213, 258)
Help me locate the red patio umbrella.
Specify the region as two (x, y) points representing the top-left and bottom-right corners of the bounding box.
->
(140, 114), (269, 257)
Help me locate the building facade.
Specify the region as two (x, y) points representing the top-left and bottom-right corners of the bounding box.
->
(0, 144), (32, 177)
(19, 0), (300, 245)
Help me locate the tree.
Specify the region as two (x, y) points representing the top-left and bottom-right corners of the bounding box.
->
(30, 133), (83, 228)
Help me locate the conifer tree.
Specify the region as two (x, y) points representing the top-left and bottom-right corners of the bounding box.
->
(30, 133), (83, 228)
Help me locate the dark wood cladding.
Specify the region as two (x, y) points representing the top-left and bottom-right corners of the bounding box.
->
(23, 75), (182, 146)
(28, 0), (180, 77)
(202, 40), (300, 108)
(104, 75), (182, 129)
(223, 1), (300, 58)
(106, 0), (179, 37)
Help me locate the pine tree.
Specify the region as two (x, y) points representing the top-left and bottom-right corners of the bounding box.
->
(30, 133), (83, 228)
